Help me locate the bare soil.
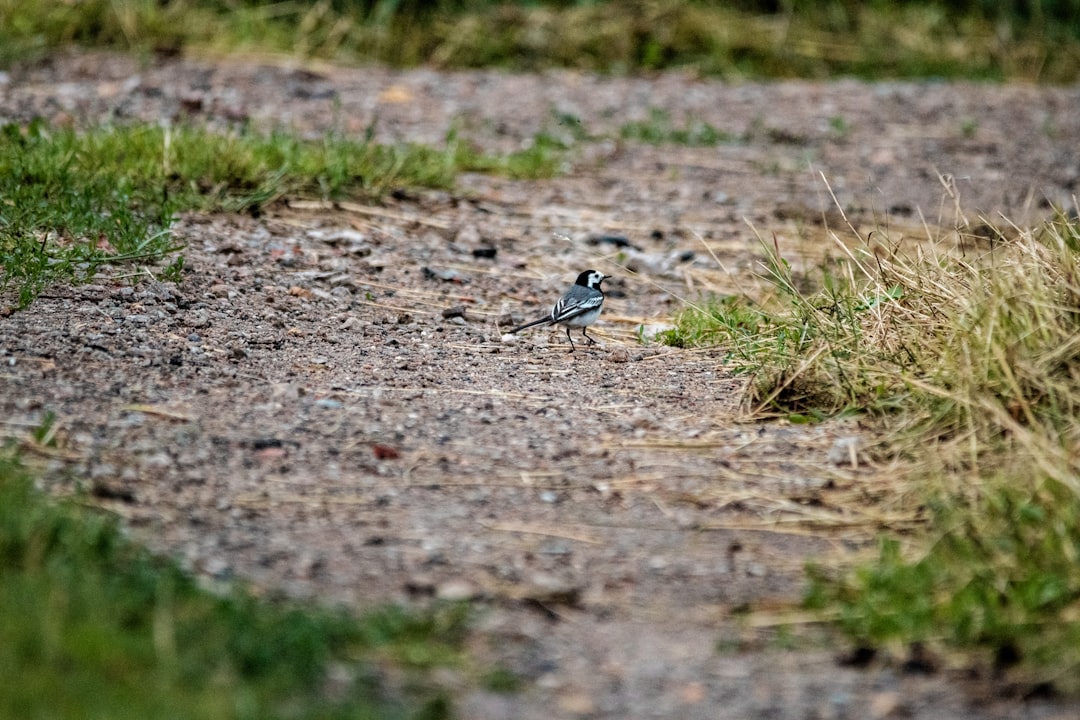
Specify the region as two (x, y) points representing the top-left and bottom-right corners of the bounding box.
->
(2, 52), (1080, 719)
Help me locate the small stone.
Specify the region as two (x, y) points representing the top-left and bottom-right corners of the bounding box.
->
(203, 556), (232, 580)
(523, 573), (581, 605)
(454, 224), (482, 245)
(828, 436), (864, 467)
(372, 444), (400, 460)
(436, 579), (478, 601)
(405, 574), (437, 596)
(869, 691), (901, 719)
(442, 305), (467, 320)
(423, 266), (469, 283)
(188, 310), (210, 328)
(557, 692), (596, 716)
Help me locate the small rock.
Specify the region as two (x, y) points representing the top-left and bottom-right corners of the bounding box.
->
(442, 305), (467, 320)
(436, 579), (478, 601)
(90, 480), (135, 503)
(828, 436), (864, 467)
(746, 561), (767, 578)
(423, 266), (469, 283)
(607, 348), (631, 362)
(308, 228), (366, 246)
(869, 691), (901, 719)
(405, 574), (437, 596)
(372, 444), (401, 460)
(557, 692), (596, 716)
(586, 233), (640, 251)
(454, 224), (482, 245)
(188, 310), (210, 328)
(523, 573), (581, 605)
(203, 556), (232, 580)
(179, 93), (203, 113)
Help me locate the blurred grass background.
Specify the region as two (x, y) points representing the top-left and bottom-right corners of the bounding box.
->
(1, 0), (1079, 81)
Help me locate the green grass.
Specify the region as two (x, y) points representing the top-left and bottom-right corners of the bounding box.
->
(806, 478), (1080, 694)
(0, 119), (564, 307)
(453, 128), (571, 178)
(619, 108), (733, 147)
(1, 0), (1079, 81)
(0, 449), (463, 720)
(664, 213), (1080, 692)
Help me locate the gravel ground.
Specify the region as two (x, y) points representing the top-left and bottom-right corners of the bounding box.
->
(2, 51), (1079, 718)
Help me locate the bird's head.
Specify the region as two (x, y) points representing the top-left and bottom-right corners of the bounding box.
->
(576, 269), (611, 290)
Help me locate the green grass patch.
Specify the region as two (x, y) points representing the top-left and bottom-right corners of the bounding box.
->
(0, 119), (565, 306)
(453, 129), (571, 179)
(2, 0), (1079, 81)
(806, 476), (1080, 694)
(665, 212), (1080, 691)
(619, 108), (733, 147)
(0, 449), (463, 719)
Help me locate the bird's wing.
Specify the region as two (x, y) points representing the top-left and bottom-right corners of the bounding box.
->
(551, 293), (603, 323)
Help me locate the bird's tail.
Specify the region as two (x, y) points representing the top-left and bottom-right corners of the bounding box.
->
(506, 316), (552, 334)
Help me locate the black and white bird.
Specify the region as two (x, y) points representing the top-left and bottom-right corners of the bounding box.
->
(506, 269), (611, 352)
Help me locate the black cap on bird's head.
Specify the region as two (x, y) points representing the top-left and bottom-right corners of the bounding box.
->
(574, 269), (611, 290)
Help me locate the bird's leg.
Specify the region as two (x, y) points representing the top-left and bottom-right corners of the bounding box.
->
(565, 326), (576, 353)
(582, 328), (597, 345)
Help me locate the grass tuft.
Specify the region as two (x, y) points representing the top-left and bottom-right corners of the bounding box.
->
(667, 206), (1080, 691)
(619, 108), (733, 147)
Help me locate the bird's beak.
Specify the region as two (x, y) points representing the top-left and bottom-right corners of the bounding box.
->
(603, 274), (612, 279)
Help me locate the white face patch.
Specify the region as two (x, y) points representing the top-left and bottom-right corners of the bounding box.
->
(588, 271), (606, 288)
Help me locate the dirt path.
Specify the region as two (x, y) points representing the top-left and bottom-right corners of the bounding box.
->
(3, 52), (1079, 718)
